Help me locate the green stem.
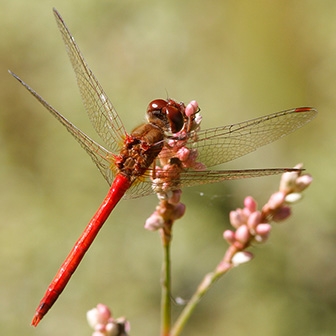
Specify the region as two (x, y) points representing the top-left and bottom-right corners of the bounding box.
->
(161, 236), (172, 336)
(170, 272), (219, 336)
(171, 250), (235, 336)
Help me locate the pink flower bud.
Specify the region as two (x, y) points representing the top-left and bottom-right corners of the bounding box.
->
(223, 230), (236, 244)
(295, 174), (313, 192)
(247, 211), (262, 231)
(244, 196), (257, 212)
(185, 100), (199, 117)
(168, 190), (182, 205)
(144, 213), (164, 231)
(87, 304), (114, 335)
(230, 209), (245, 228)
(273, 206), (291, 222)
(172, 203), (186, 220)
(229, 210), (240, 228)
(255, 223), (271, 239)
(176, 147), (190, 162)
(266, 191), (285, 210)
(279, 163), (303, 193)
(235, 225), (250, 245)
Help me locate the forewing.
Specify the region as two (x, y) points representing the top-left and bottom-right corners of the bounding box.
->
(9, 71), (115, 185)
(186, 107), (317, 168)
(53, 9), (126, 153)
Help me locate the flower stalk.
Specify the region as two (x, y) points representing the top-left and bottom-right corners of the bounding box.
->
(171, 164), (312, 336)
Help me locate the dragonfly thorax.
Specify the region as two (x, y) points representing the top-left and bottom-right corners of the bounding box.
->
(115, 123), (164, 178)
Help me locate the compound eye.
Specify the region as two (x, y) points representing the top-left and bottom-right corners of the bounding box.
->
(165, 105), (184, 133)
(147, 99), (168, 113)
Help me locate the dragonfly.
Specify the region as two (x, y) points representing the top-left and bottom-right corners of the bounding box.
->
(9, 8), (317, 326)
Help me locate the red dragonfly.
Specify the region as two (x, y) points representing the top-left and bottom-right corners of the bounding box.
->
(10, 9), (317, 326)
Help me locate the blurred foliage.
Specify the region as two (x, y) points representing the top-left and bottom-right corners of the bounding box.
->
(1, 1), (335, 335)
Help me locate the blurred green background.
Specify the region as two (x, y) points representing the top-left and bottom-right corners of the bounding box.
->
(1, 1), (334, 335)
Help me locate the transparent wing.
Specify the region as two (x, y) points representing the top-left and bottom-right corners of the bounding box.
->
(9, 71), (115, 186)
(184, 107), (317, 168)
(175, 167), (297, 188)
(53, 8), (126, 153)
(122, 167), (302, 199)
(124, 176), (155, 199)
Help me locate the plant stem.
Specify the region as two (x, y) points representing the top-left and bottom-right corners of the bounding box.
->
(160, 231), (172, 336)
(170, 271), (219, 336)
(171, 252), (235, 336)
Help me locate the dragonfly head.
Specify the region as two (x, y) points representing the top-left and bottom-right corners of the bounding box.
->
(146, 99), (185, 133)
